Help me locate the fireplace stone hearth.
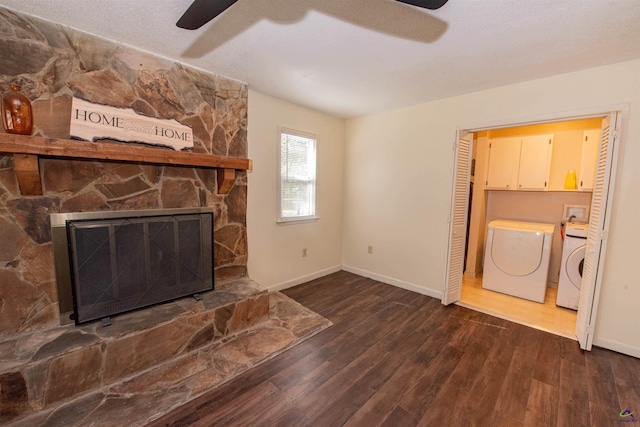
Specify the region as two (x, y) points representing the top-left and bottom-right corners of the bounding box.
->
(0, 278), (267, 420)
(1, 286), (331, 426)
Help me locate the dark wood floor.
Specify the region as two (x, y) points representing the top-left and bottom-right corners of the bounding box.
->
(149, 271), (640, 427)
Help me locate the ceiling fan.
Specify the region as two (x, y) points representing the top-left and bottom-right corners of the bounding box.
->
(176, 0), (449, 30)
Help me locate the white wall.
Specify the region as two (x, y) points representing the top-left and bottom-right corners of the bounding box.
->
(343, 60), (640, 356)
(247, 90), (345, 291)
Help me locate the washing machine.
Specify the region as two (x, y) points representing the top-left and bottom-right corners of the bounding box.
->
(556, 222), (588, 310)
(482, 220), (555, 303)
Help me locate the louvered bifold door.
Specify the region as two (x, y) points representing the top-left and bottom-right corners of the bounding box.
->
(576, 112), (620, 350)
(443, 131), (472, 305)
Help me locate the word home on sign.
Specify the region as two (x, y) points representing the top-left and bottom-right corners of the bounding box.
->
(70, 97), (193, 151)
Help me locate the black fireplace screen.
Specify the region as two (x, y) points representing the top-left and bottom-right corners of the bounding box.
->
(65, 212), (213, 324)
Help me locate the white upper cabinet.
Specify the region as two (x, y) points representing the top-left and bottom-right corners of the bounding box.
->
(578, 129), (600, 191)
(485, 137), (520, 189)
(517, 135), (553, 190)
(486, 135), (553, 191)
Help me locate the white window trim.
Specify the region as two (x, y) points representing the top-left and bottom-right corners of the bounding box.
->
(276, 216), (320, 225)
(277, 127), (319, 224)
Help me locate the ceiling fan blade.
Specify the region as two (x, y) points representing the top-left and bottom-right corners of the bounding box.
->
(176, 0), (239, 30)
(395, 0), (448, 10)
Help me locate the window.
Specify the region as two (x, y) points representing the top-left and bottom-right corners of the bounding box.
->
(279, 129), (317, 222)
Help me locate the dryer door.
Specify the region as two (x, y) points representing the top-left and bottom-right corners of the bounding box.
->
(566, 245), (586, 289)
(491, 227), (544, 276)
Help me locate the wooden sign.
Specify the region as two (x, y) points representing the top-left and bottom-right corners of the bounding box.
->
(70, 97), (193, 151)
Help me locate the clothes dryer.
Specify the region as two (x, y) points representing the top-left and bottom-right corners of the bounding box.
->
(482, 220), (555, 303)
(556, 222), (588, 310)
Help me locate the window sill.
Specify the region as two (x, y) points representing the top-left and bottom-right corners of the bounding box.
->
(276, 216), (320, 225)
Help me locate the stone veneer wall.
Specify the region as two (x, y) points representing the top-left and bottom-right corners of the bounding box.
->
(0, 8), (249, 338)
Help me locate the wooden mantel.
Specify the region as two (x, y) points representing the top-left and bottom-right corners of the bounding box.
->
(0, 134), (252, 196)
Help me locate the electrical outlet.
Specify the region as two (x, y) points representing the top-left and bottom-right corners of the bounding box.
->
(367, 245), (373, 254)
(302, 248), (307, 257)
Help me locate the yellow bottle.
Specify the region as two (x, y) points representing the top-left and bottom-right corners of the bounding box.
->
(564, 169), (577, 190)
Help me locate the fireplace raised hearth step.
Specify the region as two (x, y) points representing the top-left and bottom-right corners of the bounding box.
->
(0, 278), (330, 426)
(4, 291), (331, 427)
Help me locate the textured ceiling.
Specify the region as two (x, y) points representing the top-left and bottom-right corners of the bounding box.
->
(1, 0), (639, 118)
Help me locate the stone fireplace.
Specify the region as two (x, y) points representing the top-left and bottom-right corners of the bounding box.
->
(0, 8), (275, 424)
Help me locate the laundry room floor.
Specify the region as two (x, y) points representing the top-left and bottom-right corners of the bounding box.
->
(459, 276), (578, 339)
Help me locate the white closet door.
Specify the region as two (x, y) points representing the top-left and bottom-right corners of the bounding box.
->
(576, 112), (620, 350)
(443, 131), (472, 305)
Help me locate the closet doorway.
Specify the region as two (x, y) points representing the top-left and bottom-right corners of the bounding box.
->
(443, 111), (621, 351)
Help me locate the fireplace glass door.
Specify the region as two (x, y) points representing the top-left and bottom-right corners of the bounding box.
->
(66, 212), (213, 324)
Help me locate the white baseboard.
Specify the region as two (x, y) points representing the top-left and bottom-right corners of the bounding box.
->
(263, 265), (343, 293)
(342, 265), (443, 300)
(594, 337), (640, 359)
(263, 265), (442, 301)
